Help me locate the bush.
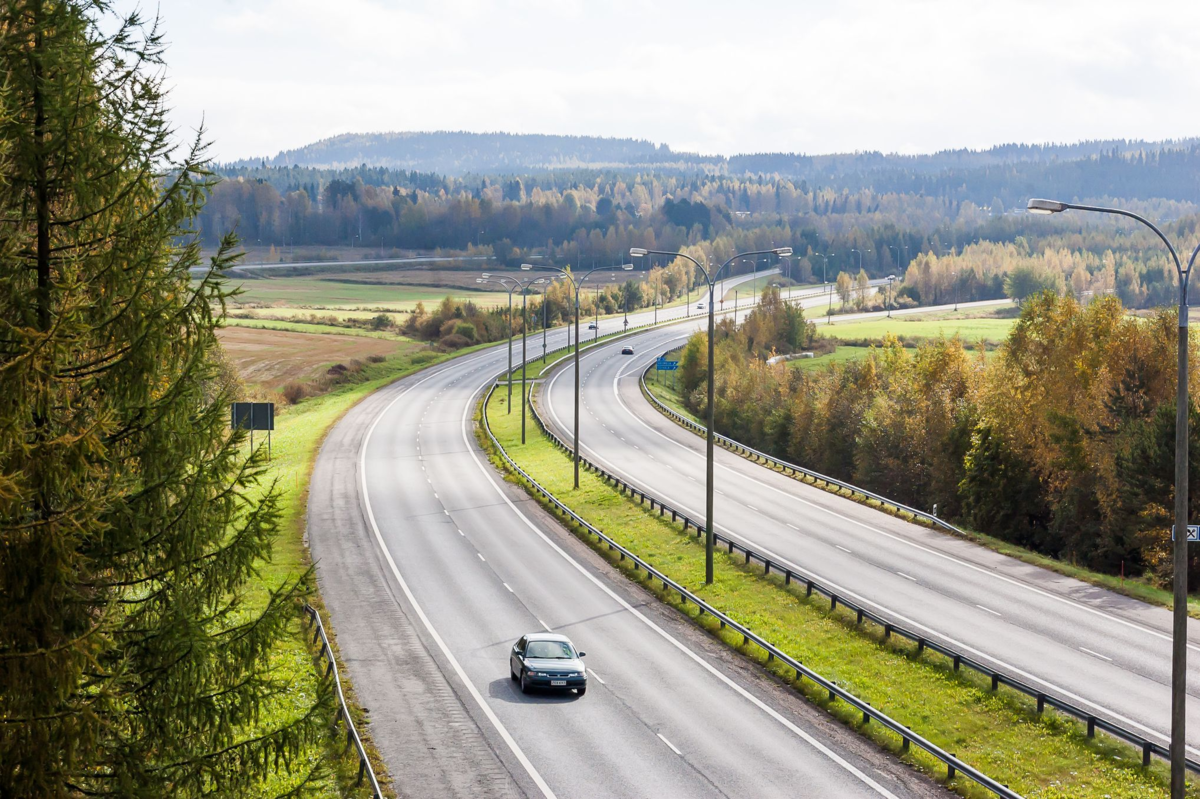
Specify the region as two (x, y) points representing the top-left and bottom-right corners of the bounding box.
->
(454, 321), (478, 342)
(438, 333), (471, 350)
(366, 354), (386, 364)
(281, 381), (307, 405)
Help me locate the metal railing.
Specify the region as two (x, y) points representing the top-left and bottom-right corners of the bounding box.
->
(488, 382), (1022, 798)
(303, 604), (384, 798)
(627, 350), (1198, 775)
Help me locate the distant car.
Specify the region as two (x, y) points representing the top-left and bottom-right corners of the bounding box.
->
(510, 633), (587, 695)
(588, 322), (598, 330)
(696, 302), (706, 310)
(621, 346), (634, 355)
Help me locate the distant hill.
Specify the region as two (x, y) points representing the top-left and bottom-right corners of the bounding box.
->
(233, 130), (1200, 183)
(238, 131), (718, 174)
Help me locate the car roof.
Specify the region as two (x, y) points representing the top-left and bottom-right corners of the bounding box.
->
(524, 632), (572, 643)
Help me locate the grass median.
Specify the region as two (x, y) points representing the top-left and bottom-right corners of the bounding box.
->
(482, 386), (1191, 799)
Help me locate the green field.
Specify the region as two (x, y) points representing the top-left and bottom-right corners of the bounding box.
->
(815, 311), (1017, 343)
(228, 276), (509, 313)
(720, 274), (816, 301)
(485, 389), (1191, 799)
(786, 346), (876, 370)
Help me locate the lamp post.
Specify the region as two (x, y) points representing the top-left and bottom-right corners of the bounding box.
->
(1029, 197), (1200, 799)
(886, 274), (897, 318)
(631, 245), (792, 584)
(479, 274), (534, 415)
(522, 261), (633, 488)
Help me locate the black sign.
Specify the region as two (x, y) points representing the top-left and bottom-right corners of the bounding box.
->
(231, 402), (275, 431)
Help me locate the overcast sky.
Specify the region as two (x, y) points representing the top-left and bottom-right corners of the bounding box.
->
(156, 0), (1200, 163)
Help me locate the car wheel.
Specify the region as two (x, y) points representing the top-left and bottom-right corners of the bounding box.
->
(576, 686), (586, 696)
(510, 663), (518, 682)
(519, 670), (530, 694)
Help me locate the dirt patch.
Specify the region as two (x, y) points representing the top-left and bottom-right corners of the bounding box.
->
(217, 326), (404, 391)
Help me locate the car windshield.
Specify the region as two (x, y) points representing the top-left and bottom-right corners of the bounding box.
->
(525, 640), (575, 659)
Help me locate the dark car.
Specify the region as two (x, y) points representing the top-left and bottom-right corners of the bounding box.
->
(510, 633), (587, 695)
(621, 346), (634, 355)
(588, 322), (598, 330)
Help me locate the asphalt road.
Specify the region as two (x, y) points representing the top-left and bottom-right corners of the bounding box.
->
(308, 270), (945, 798)
(539, 306), (1200, 758)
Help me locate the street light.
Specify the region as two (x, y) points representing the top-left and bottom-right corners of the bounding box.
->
(631, 245), (791, 584)
(478, 274), (534, 416)
(522, 261), (633, 487)
(1028, 197), (1200, 799)
(886, 274), (897, 318)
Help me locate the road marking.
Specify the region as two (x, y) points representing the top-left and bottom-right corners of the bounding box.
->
(538, 618), (552, 632)
(478, 553), (486, 562)
(835, 545), (852, 554)
(358, 367), (558, 799)
(462, 383), (896, 798)
(896, 572), (916, 582)
(976, 604), (1002, 617)
(747, 505), (758, 511)
(786, 523), (800, 531)
(1080, 646), (1113, 662)
(504, 583), (513, 592)
(587, 670), (605, 685)
(657, 733), (682, 755)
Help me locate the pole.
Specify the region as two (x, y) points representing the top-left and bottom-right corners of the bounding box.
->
(705, 279), (716, 586)
(1173, 272), (1190, 799)
(574, 288), (582, 488)
(521, 289), (527, 445)
(507, 289), (514, 413)
(542, 292), (547, 355)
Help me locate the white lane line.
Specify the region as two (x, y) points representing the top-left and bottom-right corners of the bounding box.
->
(786, 523), (800, 531)
(1080, 646), (1113, 662)
(835, 545), (852, 554)
(546, 353), (1199, 748)
(747, 505), (758, 512)
(538, 618), (552, 632)
(478, 553), (486, 562)
(976, 604), (1002, 617)
(657, 733), (683, 756)
(587, 670), (605, 685)
(462, 384), (896, 798)
(896, 572), (917, 582)
(504, 583), (514, 593)
(359, 369), (557, 799)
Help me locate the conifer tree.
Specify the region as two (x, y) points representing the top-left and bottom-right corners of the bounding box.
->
(0, 2), (326, 795)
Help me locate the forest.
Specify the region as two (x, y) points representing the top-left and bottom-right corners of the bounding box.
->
(675, 289), (1198, 583)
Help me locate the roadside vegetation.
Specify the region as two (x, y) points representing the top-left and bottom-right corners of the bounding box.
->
(483, 387), (1190, 798)
(667, 287), (1200, 602)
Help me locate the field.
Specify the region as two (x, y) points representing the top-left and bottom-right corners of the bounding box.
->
(217, 326), (421, 392)
(719, 274), (816, 301)
(228, 274), (509, 314)
(815, 308), (1018, 343)
(786, 345), (876, 370)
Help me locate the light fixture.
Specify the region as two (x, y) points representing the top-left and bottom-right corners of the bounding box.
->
(775, 247), (793, 257)
(629, 247), (648, 257)
(520, 263), (533, 270)
(1027, 198), (1067, 215)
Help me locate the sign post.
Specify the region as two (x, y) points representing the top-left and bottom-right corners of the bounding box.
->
(1171, 525), (1200, 542)
(231, 402), (276, 459)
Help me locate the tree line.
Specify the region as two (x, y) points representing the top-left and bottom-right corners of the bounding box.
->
(676, 290), (1198, 582)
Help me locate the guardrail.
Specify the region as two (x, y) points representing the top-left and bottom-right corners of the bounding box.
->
(628, 350), (1197, 775)
(303, 604), (384, 797)
(492, 383), (1022, 798)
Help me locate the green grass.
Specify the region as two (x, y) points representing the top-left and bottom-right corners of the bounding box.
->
(720, 275), (815, 301)
(225, 316), (411, 340)
(246, 341), (494, 797)
(786, 346), (875, 370)
(815, 312), (1016, 343)
(228, 275), (509, 312)
(484, 388), (1192, 799)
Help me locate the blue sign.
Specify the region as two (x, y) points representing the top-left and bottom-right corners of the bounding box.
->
(656, 358), (679, 372)
(1171, 525), (1200, 541)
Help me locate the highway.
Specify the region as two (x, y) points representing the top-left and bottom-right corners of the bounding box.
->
(307, 269), (943, 798)
(539, 304), (1200, 759)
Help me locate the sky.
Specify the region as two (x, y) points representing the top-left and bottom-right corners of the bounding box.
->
(154, 0), (1200, 163)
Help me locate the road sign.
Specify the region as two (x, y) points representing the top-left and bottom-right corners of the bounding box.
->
(1171, 525), (1200, 541)
(656, 358), (679, 372)
(231, 402), (274, 431)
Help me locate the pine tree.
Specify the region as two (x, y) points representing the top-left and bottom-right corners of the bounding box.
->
(0, 2), (326, 795)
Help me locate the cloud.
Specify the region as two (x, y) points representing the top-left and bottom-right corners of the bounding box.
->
(154, 0), (1200, 161)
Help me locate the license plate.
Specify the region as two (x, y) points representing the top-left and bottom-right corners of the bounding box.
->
(551, 680), (566, 686)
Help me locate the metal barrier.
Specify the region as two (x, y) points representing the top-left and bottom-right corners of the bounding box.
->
(625, 350), (1198, 775)
(303, 604), (384, 798)
(487, 382), (1022, 798)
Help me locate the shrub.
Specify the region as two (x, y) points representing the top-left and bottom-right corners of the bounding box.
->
(281, 381), (307, 405)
